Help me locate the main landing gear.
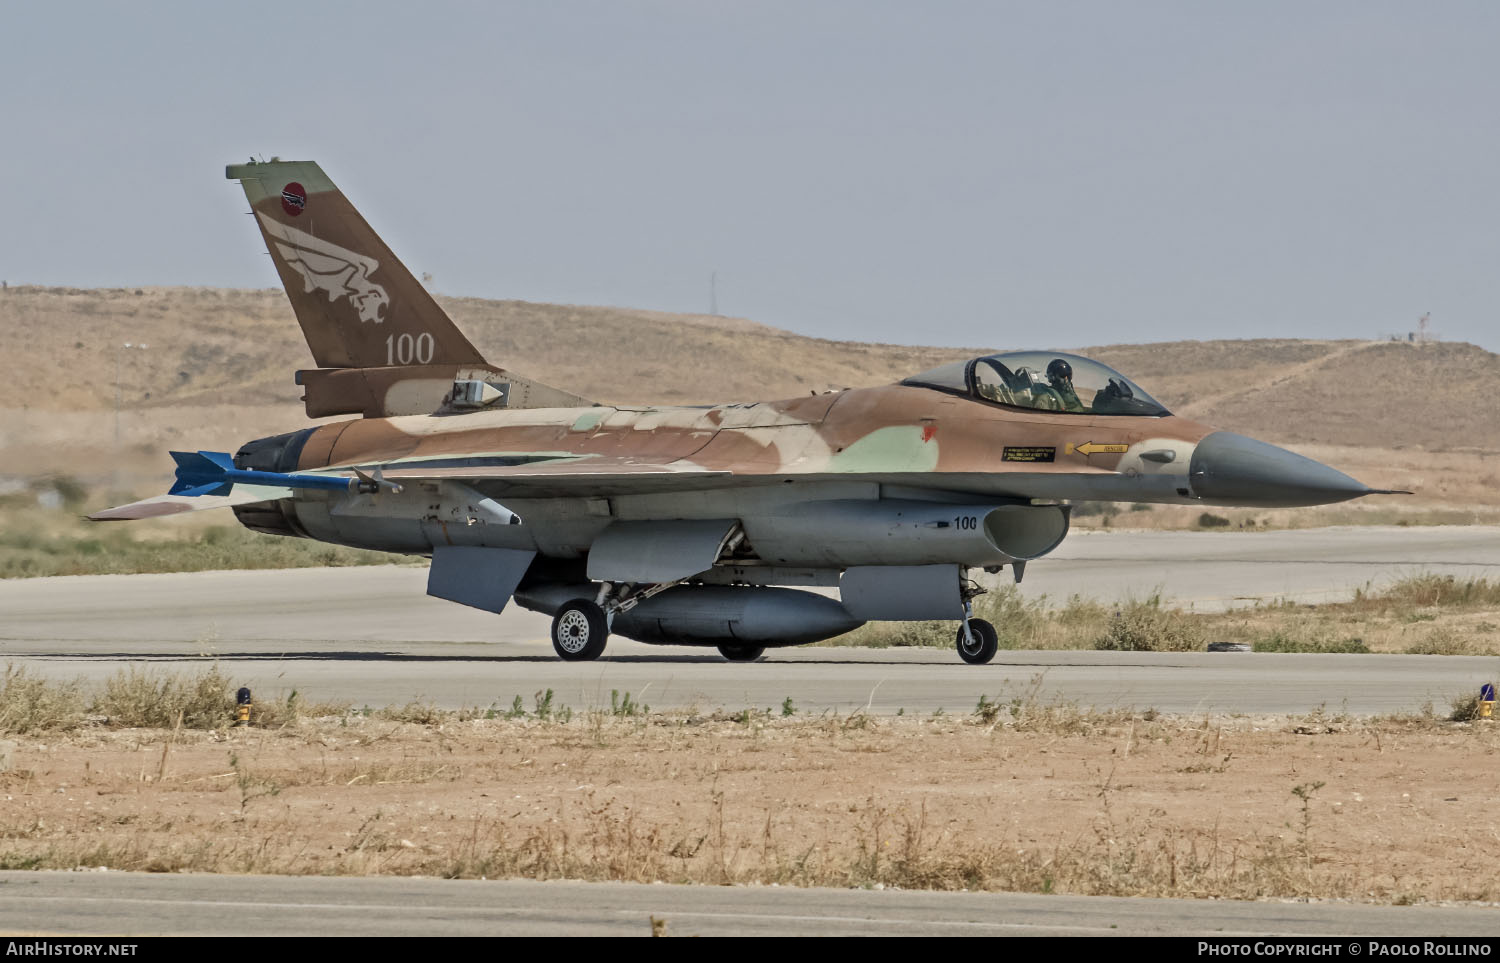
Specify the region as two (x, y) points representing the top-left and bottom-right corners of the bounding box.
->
(551, 524), (750, 662)
(551, 598), (610, 662)
(549, 580), (681, 661)
(548, 589), (770, 663)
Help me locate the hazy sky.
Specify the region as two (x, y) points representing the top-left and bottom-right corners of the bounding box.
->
(4, 1), (1497, 351)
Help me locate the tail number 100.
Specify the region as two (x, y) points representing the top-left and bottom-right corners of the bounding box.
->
(386, 332), (435, 365)
(954, 515), (978, 531)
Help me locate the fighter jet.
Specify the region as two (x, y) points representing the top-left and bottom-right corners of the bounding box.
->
(92, 160), (1403, 665)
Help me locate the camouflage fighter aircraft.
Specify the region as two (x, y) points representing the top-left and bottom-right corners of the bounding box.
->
(92, 160), (1405, 665)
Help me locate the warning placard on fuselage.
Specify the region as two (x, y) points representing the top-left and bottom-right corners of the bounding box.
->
(1001, 446), (1056, 463)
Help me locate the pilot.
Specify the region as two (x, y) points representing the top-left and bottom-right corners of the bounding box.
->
(1046, 358), (1086, 412)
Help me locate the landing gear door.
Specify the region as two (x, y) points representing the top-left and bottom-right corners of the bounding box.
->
(427, 546), (537, 615)
(586, 519), (740, 584)
(840, 564), (963, 621)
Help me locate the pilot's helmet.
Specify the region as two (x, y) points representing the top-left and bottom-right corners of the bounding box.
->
(1046, 358), (1073, 384)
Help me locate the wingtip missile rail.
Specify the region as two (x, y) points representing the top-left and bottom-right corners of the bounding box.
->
(167, 451), (403, 498)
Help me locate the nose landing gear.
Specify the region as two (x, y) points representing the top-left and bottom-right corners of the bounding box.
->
(955, 574), (998, 664)
(956, 617), (998, 664)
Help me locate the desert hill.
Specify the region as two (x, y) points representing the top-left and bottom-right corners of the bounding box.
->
(0, 286), (973, 412)
(0, 285), (1494, 507)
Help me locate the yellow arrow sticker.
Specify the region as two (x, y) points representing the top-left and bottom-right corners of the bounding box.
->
(1067, 441), (1130, 456)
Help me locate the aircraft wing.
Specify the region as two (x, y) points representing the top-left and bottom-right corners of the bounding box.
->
(91, 456), (734, 521)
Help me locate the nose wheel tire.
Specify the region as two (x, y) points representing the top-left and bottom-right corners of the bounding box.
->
(956, 618), (998, 665)
(717, 644), (766, 662)
(551, 599), (609, 661)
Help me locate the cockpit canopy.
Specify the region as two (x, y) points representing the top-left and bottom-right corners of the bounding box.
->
(902, 351), (1170, 417)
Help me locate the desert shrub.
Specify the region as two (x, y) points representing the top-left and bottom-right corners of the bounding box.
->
(0, 666), (86, 734)
(1094, 596), (1203, 652)
(1403, 628), (1478, 656)
(1197, 513), (1231, 529)
(93, 664), (234, 729)
(1364, 574), (1500, 609)
(1254, 633), (1370, 654)
(974, 584), (1046, 649)
(1449, 691), (1484, 722)
(1056, 594), (1110, 626)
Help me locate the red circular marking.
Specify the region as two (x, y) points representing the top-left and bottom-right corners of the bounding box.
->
(280, 182), (307, 216)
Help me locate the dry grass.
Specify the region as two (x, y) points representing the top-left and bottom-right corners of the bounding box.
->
(1353, 574), (1500, 609)
(4, 662), (1497, 902)
(1070, 503), (1500, 533)
(1, 702), (1496, 902)
(0, 663), (352, 735)
(0, 494), (404, 578)
(93, 665), (237, 730)
(827, 575), (1500, 654)
(0, 666), (87, 735)
(1092, 595), (1204, 652)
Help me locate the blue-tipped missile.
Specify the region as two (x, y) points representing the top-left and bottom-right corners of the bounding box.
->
(168, 451), (402, 497)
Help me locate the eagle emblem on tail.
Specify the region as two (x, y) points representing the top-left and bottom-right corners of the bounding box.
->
(256, 212), (390, 324)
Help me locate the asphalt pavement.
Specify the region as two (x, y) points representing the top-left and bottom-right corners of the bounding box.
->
(0, 526), (1496, 715)
(3, 871), (1497, 937)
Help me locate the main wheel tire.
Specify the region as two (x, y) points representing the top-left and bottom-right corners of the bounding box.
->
(956, 618), (999, 665)
(718, 644), (766, 662)
(551, 598), (609, 661)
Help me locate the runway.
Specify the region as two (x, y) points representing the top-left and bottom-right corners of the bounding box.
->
(1024, 524), (1500, 608)
(0, 526), (1496, 715)
(4, 871), (1499, 937)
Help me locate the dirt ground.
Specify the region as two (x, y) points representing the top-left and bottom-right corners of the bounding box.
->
(4, 710), (1499, 905)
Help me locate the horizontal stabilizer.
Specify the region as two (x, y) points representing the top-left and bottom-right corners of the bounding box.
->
(88, 486), (292, 521)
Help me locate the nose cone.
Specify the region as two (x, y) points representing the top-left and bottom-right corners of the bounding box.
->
(1189, 432), (1372, 507)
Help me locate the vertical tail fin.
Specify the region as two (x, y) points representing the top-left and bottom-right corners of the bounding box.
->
(227, 159), (485, 369)
(227, 159), (590, 417)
